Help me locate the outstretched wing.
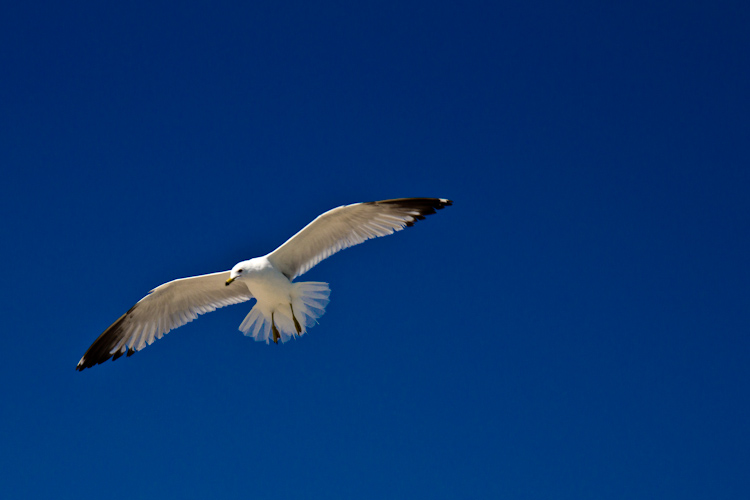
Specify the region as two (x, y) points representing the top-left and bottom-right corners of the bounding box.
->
(266, 198), (452, 280)
(77, 271), (252, 370)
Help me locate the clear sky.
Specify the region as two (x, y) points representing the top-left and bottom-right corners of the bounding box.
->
(1, 1), (749, 498)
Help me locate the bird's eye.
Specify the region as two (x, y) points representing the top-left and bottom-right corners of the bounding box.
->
(237, 269), (243, 273)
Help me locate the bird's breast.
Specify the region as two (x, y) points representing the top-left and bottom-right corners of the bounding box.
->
(245, 262), (294, 306)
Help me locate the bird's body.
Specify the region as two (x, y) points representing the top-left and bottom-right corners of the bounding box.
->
(77, 197), (451, 370)
(231, 256), (330, 344)
(238, 256), (294, 306)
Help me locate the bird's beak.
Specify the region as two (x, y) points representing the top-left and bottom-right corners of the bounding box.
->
(225, 277), (235, 286)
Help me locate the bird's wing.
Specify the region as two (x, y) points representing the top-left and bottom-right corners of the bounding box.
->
(266, 198), (452, 280)
(77, 270), (252, 370)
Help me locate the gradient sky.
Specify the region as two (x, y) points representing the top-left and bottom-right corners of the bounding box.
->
(2, 1), (749, 499)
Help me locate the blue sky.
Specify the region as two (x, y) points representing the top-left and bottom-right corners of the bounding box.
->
(1, 1), (749, 498)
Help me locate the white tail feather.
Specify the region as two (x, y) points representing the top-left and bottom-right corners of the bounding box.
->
(239, 281), (331, 343)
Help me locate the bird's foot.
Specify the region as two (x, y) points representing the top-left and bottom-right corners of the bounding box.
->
(290, 303), (302, 335)
(271, 312), (280, 344)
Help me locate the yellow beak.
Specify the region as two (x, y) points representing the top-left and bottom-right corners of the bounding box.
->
(225, 277), (235, 286)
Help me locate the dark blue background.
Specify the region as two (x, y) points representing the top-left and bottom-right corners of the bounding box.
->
(2, 1), (748, 498)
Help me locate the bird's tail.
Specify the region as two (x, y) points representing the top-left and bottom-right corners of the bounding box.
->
(239, 282), (331, 343)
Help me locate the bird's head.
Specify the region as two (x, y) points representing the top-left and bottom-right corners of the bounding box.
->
(226, 261), (250, 286)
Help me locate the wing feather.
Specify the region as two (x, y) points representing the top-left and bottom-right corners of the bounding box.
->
(266, 198), (452, 280)
(76, 270), (252, 370)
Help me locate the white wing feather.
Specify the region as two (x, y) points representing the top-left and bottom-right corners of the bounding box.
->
(77, 271), (252, 370)
(266, 198), (452, 280)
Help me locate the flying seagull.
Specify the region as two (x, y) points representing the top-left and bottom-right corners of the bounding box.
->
(77, 197), (452, 370)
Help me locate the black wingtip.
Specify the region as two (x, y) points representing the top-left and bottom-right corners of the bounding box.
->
(369, 197), (453, 210)
(368, 198), (452, 227)
(76, 305), (139, 372)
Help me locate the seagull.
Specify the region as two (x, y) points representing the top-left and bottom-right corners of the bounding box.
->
(77, 197), (452, 371)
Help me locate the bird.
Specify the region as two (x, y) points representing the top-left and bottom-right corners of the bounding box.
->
(76, 197), (452, 371)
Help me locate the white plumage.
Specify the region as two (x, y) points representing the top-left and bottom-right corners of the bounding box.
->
(77, 198), (451, 370)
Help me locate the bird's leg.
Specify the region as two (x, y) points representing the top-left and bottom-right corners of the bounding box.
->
(290, 303), (302, 335)
(271, 312), (280, 344)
